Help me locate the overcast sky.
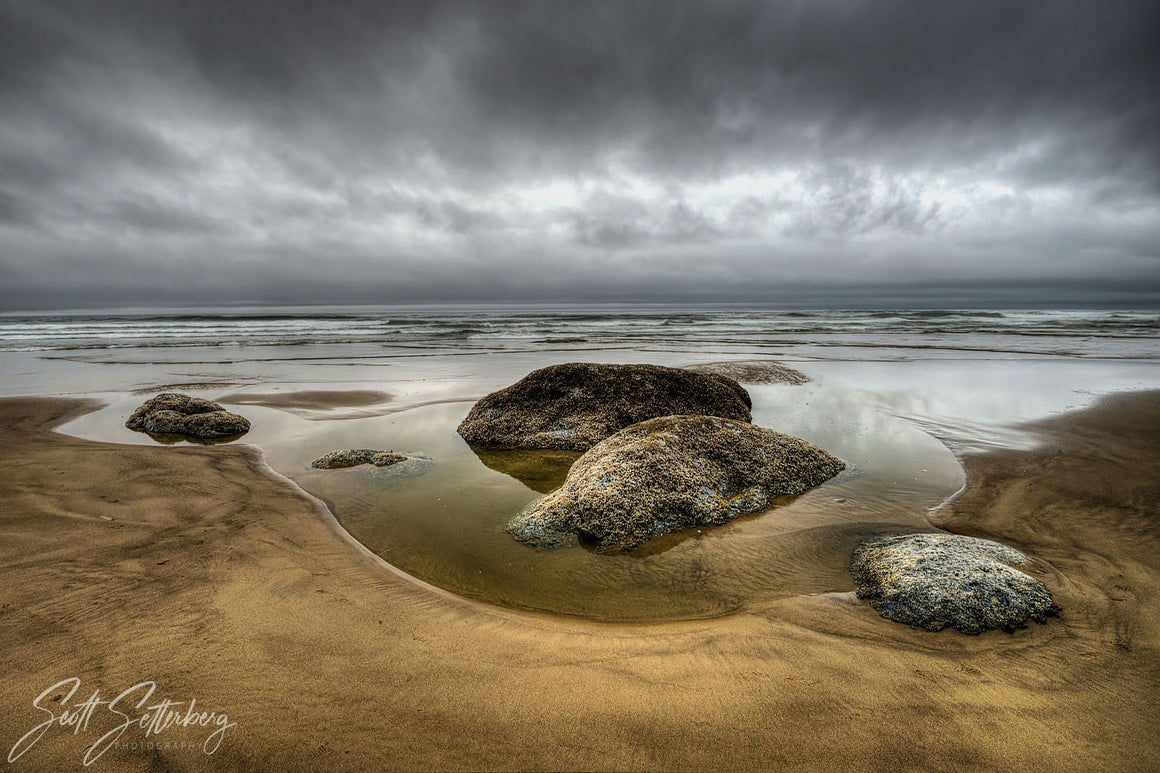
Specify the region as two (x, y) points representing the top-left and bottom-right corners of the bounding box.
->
(1, 0), (1157, 310)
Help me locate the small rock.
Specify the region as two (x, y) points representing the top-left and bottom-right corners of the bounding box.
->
(310, 449), (408, 469)
(126, 393), (250, 439)
(850, 533), (1060, 634)
(685, 360), (810, 385)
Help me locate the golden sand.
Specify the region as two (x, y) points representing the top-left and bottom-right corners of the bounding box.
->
(1, 395), (1157, 771)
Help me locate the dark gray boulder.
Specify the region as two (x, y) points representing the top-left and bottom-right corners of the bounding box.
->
(506, 415), (845, 551)
(457, 363), (752, 452)
(310, 449), (407, 469)
(851, 533), (1060, 634)
(126, 393), (250, 439)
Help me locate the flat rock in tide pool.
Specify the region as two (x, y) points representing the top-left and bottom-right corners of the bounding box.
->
(506, 415), (846, 551)
(850, 533), (1060, 634)
(685, 360), (810, 385)
(126, 393), (251, 440)
(457, 363), (752, 452)
(311, 449), (407, 469)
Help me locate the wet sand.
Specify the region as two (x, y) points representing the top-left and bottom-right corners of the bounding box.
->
(1, 394), (1158, 771)
(217, 390), (392, 413)
(214, 390), (394, 422)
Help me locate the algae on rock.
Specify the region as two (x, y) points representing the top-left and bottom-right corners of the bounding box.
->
(457, 363), (752, 452)
(126, 393), (251, 440)
(851, 533), (1060, 634)
(507, 414), (845, 551)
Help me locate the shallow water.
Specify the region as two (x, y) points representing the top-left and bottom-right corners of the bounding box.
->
(65, 383), (962, 621)
(39, 305), (1160, 620)
(322, 388), (961, 621)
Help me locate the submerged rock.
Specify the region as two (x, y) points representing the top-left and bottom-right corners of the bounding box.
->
(850, 533), (1060, 634)
(457, 363), (752, 452)
(506, 415), (845, 551)
(310, 449), (408, 469)
(685, 360), (810, 386)
(126, 393), (250, 439)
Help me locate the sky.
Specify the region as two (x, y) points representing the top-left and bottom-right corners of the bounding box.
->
(1, 0), (1157, 310)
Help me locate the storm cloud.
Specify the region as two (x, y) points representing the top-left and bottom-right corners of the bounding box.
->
(1, 0), (1157, 309)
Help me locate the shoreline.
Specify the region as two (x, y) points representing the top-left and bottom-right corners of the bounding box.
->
(1, 393), (1158, 770)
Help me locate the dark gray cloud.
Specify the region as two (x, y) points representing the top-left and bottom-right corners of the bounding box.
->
(0, 0), (1157, 309)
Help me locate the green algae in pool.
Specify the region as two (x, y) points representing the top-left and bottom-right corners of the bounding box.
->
(289, 386), (965, 622)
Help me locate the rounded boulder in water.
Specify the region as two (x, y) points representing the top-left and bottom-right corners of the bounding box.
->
(457, 362), (752, 452)
(506, 414), (845, 551)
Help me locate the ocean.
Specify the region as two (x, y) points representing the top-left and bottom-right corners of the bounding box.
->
(2, 306), (1158, 357)
(3, 306), (1156, 445)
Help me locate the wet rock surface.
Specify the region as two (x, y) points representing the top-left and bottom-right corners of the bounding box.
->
(851, 533), (1060, 634)
(126, 393), (251, 439)
(311, 449), (408, 469)
(507, 415), (845, 551)
(685, 360), (810, 385)
(457, 363), (752, 452)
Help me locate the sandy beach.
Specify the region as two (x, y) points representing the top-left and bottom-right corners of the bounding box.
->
(3, 0), (1158, 767)
(1, 392), (1157, 771)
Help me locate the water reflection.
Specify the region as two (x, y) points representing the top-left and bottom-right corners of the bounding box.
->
(468, 447), (581, 494)
(130, 430), (248, 446)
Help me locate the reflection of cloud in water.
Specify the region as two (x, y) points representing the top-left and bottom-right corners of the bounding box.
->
(802, 359), (1160, 450)
(752, 384), (965, 517)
